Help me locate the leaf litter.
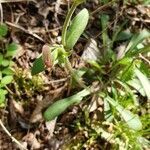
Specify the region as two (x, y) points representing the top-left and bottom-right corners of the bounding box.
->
(0, 0), (149, 149)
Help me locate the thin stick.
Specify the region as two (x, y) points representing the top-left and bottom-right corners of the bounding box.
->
(0, 0), (35, 3)
(0, 119), (28, 150)
(90, 0), (116, 16)
(0, 2), (3, 23)
(139, 54), (150, 65)
(6, 21), (44, 42)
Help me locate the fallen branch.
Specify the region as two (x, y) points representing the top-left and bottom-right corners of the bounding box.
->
(0, 119), (28, 150)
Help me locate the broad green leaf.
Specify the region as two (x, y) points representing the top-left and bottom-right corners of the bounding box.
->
(31, 56), (45, 75)
(6, 42), (18, 57)
(0, 89), (8, 95)
(135, 68), (150, 99)
(126, 29), (150, 53)
(66, 8), (89, 49)
(115, 30), (132, 41)
(105, 96), (142, 130)
(0, 24), (8, 37)
(2, 68), (14, 75)
(1, 59), (10, 67)
(44, 89), (90, 121)
(1, 75), (13, 87)
(7, 42), (18, 51)
(0, 89), (8, 106)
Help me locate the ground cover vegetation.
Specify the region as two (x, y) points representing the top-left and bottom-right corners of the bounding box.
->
(0, 0), (149, 149)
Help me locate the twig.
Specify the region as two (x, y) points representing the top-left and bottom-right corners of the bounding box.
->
(139, 54), (150, 65)
(0, 2), (3, 23)
(91, 0), (117, 16)
(6, 21), (44, 42)
(0, 119), (28, 150)
(0, 0), (35, 3)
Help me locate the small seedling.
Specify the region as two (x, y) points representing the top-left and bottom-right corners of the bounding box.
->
(0, 24), (18, 107)
(31, 0), (89, 120)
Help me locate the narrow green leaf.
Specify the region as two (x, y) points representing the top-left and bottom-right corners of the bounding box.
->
(100, 14), (110, 47)
(74, 0), (86, 5)
(135, 68), (150, 99)
(0, 72), (2, 80)
(0, 54), (3, 65)
(31, 56), (45, 75)
(105, 96), (142, 130)
(126, 29), (150, 53)
(44, 89), (90, 121)
(128, 79), (145, 97)
(126, 44), (150, 57)
(66, 8), (89, 49)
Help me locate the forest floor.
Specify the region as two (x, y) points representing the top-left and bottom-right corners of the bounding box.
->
(0, 0), (150, 150)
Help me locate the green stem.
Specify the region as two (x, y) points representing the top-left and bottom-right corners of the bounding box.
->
(62, 2), (77, 47)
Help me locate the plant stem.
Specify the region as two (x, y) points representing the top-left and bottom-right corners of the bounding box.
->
(62, 2), (77, 47)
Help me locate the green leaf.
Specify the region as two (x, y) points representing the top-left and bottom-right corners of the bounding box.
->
(1, 59), (10, 67)
(0, 89), (8, 105)
(0, 54), (3, 65)
(31, 56), (45, 75)
(100, 14), (110, 47)
(66, 8), (89, 49)
(2, 68), (14, 75)
(0, 24), (8, 37)
(126, 44), (150, 57)
(135, 68), (150, 99)
(128, 79), (146, 97)
(115, 30), (132, 41)
(1, 75), (13, 87)
(126, 29), (150, 53)
(7, 42), (18, 51)
(0, 72), (2, 80)
(44, 89), (90, 121)
(105, 96), (142, 130)
(6, 42), (18, 57)
(74, 0), (86, 5)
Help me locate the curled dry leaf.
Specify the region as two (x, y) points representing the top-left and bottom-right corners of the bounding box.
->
(82, 38), (101, 61)
(23, 133), (40, 149)
(45, 118), (57, 138)
(12, 100), (24, 115)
